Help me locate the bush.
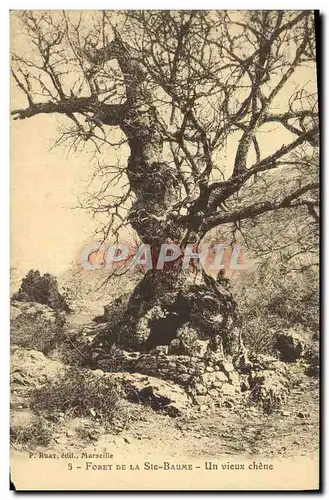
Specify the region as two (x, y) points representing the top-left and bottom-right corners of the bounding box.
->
(11, 305), (66, 354)
(10, 418), (53, 447)
(31, 368), (120, 422)
(232, 265), (319, 355)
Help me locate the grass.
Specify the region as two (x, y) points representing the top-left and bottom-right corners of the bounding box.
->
(31, 367), (120, 423)
(10, 418), (53, 447)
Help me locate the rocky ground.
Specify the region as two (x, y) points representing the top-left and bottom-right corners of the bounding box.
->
(10, 297), (319, 468)
(10, 350), (319, 463)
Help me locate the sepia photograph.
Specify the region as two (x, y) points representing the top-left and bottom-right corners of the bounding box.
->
(10, 9), (320, 491)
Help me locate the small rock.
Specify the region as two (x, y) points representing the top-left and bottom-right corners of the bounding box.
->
(221, 383), (236, 396)
(195, 383), (207, 395)
(168, 339), (181, 355)
(201, 372), (216, 385)
(151, 345), (169, 356)
(206, 366), (214, 373)
(297, 411), (309, 419)
(222, 362), (234, 374)
(215, 372), (228, 382)
(281, 410), (291, 417)
(198, 405), (208, 412)
(55, 437), (67, 444)
(88, 430), (100, 441)
(208, 389), (219, 398)
(113, 436), (126, 447)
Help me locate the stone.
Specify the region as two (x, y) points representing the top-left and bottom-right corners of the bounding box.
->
(251, 354), (279, 370)
(168, 339), (182, 355)
(150, 345), (169, 356)
(176, 374), (191, 384)
(55, 437), (67, 444)
(221, 362), (234, 374)
(191, 340), (209, 358)
(12, 270), (71, 312)
(111, 372), (191, 416)
(201, 373), (216, 386)
(297, 411), (309, 419)
(199, 405), (208, 412)
(194, 395), (209, 406)
(221, 383), (236, 396)
(208, 389), (220, 398)
(195, 383), (207, 395)
(194, 363), (206, 375)
(228, 371), (240, 386)
(10, 305), (22, 320)
(176, 356), (192, 364)
(176, 363), (188, 374)
(11, 410), (36, 429)
(274, 330), (306, 362)
(11, 347), (65, 389)
(215, 371), (228, 383)
(206, 366), (214, 373)
(249, 366), (290, 413)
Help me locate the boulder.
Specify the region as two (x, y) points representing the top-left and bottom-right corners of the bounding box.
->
(304, 342), (320, 377)
(221, 362), (235, 374)
(10, 304), (22, 321)
(150, 345), (169, 356)
(215, 371), (228, 383)
(168, 338), (182, 354)
(250, 354), (279, 370)
(11, 346), (66, 389)
(249, 363), (290, 413)
(221, 383), (237, 396)
(12, 270), (71, 313)
(105, 372), (191, 417)
(228, 371), (240, 386)
(274, 330), (306, 362)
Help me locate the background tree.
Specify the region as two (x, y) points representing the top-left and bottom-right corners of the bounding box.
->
(11, 10), (319, 354)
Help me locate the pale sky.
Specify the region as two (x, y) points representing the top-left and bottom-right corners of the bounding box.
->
(11, 111), (99, 276)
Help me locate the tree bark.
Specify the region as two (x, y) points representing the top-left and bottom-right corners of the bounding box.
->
(96, 34), (240, 357)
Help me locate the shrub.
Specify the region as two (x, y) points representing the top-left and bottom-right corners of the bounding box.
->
(11, 307), (65, 354)
(31, 368), (120, 422)
(10, 418), (53, 447)
(232, 264), (319, 354)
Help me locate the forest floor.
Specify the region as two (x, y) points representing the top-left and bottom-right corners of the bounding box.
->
(10, 301), (319, 491)
(11, 354), (319, 460)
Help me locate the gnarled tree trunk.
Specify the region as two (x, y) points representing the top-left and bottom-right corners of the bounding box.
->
(94, 34), (240, 357)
